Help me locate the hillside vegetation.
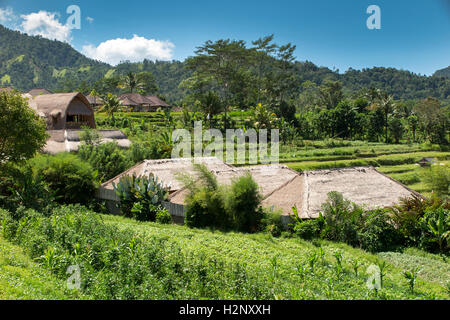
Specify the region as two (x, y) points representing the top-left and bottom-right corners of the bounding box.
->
(1, 205), (448, 300)
(0, 25), (449, 104)
(0, 235), (83, 299)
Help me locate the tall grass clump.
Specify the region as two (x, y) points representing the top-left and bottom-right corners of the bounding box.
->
(178, 164), (265, 232)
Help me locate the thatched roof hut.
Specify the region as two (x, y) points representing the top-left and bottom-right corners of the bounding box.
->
(0, 87), (15, 93)
(25, 92), (96, 130)
(119, 93), (170, 112)
(85, 95), (103, 108)
(28, 88), (53, 96)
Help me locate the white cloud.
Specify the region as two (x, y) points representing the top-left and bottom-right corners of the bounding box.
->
(0, 7), (16, 23)
(86, 16), (94, 24)
(20, 11), (71, 42)
(82, 34), (175, 65)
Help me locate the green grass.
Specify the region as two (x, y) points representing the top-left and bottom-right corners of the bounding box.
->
(378, 249), (450, 288)
(102, 214), (450, 299)
(0, 235), (84, 300)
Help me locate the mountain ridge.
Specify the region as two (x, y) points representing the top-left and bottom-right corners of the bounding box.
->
(1, 24), (449, 104)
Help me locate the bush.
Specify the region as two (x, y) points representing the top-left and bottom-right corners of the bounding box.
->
(7, 165), (55, 212)
(78, 142), (132, 182)
(319, 191), (364, 247)
(29, 154), (97, 205)
(225, 173), (263, 232)
(185, 189), (227, 229)
(419, 207), (450, 253)
(181, 165), (264, 232)
(293, 219), (322, 240)
(359, 209), (403, 252)
(261, 208), (284, 232)
(389, 194), (448, 246)
(156, 208), (172, 224)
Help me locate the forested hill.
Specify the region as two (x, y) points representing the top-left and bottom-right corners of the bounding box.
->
(0, 24), (110, 90)
(434, 66), (450, 78)
(1, 24), (449, 104)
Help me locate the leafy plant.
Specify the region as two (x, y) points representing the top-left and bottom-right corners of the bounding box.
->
(403, 267), (421, 294)
(421, 207), (450, 253)
(113, 173), (168, 221)
(377, 260), (388, 288)
(156, 208), (172, 224)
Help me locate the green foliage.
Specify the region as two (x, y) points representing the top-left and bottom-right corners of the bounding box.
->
(421, 165), (450, 197)
(113, 174), (168, 221)
(180, 164), (264, 232)
(0, 91), (48, 163)
(225, 172), (263, 232)
(7, 166), (55, 212)
(290, 206), (322, 240)
(79, 126), (100, 146)
(389, 194), (449, 246)
(419, 207), (450, 253)
(155, 208), (172, 224)
(403, 267), (421, 293)
(359, 209), (403, 253)
(78, 142), (132, 182)
(320, 192), (363, 247)
(291, 192), (448, 254)
(1, 204), (450, 300)
(29, 154), (97, 205)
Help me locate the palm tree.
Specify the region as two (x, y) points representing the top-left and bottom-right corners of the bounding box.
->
(120, 72), (145, 94)
(99, 93), (122, 125)
(367, 89), (395, 143)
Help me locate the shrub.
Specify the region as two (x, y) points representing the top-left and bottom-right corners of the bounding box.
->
(185, 189), (227, 229)
(320, 191), (364, 246)
(359, 209), (403, 252)
(79, 126), (101, 146)
(225, 172), (263, 232)
(261, 208), (284, 232)
(419, 207), (450, 253)
(29, 154), (97, 205)
(7, 165), (55, 212)
(293, 219), (322, 240)
(78, 142), (132, 182)
(156, 208), (172, 224)
(181, 165), (264, 232)
(389, 194), (449, 246)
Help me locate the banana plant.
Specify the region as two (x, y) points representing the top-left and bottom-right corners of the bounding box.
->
(427, 208), (450, 253)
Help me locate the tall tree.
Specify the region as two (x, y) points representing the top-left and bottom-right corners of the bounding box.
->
(99, 93), (122, 124)
(251, 34), (277, 104)
(120, 72), (145, 94)
(186, 39), (249, 129)
(0, 91), (48, 163)
(368, 89), (395, 143)
(318, 80), (344, 109)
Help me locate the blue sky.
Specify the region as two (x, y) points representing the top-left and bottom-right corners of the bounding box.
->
(0, 0), (449, 75)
